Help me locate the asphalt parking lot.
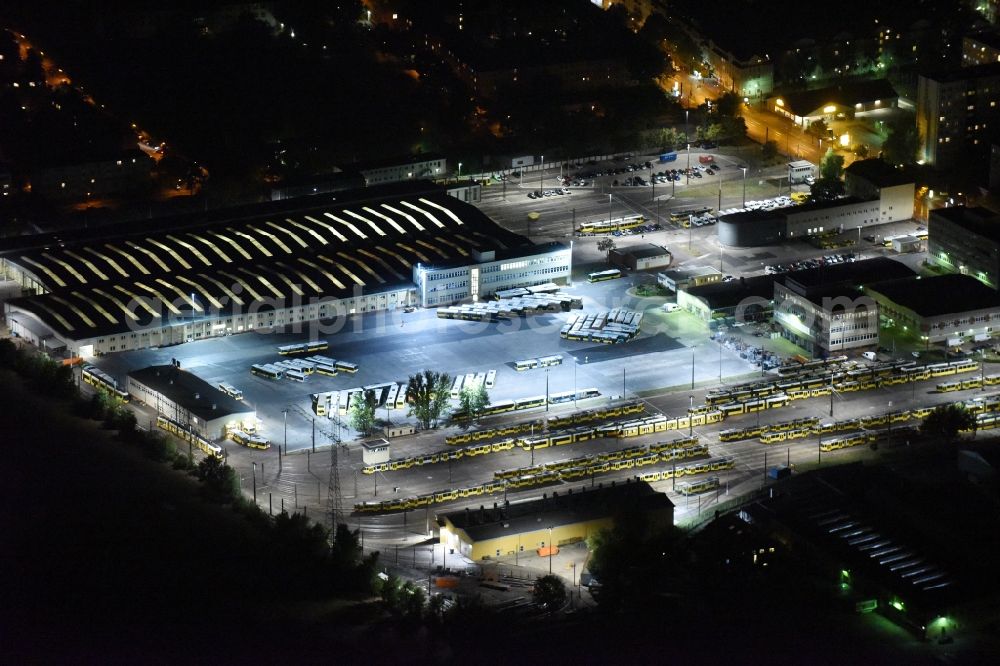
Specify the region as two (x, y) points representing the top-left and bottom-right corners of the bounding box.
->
(95, 275), (758, 453)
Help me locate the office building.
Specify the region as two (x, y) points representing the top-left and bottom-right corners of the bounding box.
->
(917, 62), (1000, 168)
(772, 258), (914, 356)
(928, 205), (1000, 288)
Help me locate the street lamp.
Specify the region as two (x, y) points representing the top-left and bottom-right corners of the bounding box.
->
(741, 166), (748, 208)
(608, 193), (613, 225)
(547, 526), (554, 575)
(540, 155), (545, 195)
(282, 407), (288, 455)
(686, 142), (691, 186)
(457, 162), (462, 182)
(689, 395), (694, 436)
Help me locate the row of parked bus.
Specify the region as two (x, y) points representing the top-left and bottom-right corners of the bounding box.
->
(251, 357), (359, 382)
(312, 383), (408, 417)
(82, 364), (130, 402)
(445, 401), (646, 445)
(355, 454), (735, 515)
(155, 415), (223, 459)
(450, 370), (497, 398)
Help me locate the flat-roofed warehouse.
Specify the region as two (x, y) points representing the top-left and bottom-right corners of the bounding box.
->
(127, 365), (256, 439)
(438, 480), (674, 562)
(865, 274), (1000, 345)
(2, 182), (570, 355)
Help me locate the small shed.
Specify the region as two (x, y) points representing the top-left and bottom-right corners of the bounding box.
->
(362, 439), (391, 465)
(891, 235), (921, 253)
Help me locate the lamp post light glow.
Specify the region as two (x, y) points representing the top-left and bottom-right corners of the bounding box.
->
(741, 166), (748, 208)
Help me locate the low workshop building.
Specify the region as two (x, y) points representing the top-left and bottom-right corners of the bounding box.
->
(679, 275), (775, 322)
(438, 480), (673, 561)
(865, 274), (1000, 346)
(610, 244), (673, 271)
(657, 265), (721, 292)
(127, 365), (256, 440)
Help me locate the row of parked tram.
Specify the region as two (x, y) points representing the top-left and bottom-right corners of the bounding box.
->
(445, 401), (645, 445)
(355, 451), (735, 515)
(705, 359), (979, 408)
(364, 409), (710, 475)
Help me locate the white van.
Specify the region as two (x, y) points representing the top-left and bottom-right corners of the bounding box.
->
(862, 351), (877, 361)
(662, 303), (681, 313)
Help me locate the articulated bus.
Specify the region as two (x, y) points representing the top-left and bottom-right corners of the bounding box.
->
(514, 358), (539, 371)
(335, 360), (359, 374)
(218, 383), (244, 400)
(538, 354), (563, 367)
(278, 340), (329, 355)
(251, 364), (283, 380)
(587, 269), (623, 283)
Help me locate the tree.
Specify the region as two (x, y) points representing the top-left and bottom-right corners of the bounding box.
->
(196, 455), (238, 502)
(819, 148), (845, 181)
(882, 114), (920, 166)
(810, 177), (845, 201)
(458, 384), (490, 425)
(349, 388), (377, 436)
(533, 574), (567, 612)
(921, 404), (975, 443)
(719, 116), (747, 141)
(714, 91), (742, 117)
(406, 370), (452, 429)
(808, 119), (829, 137)
(761, 140), (778, 160)
(597, 238), (617, 254)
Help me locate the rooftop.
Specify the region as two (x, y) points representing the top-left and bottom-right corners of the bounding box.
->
(772, 79), (898, 117)
(686, 275), (775, 310)
(440, 480), (672, 542)
(921, 59), (1000, 84)
(5, 181), (530, 339)
(754, 464), (960, 613)
(866, 274), (1000, 318)
(781, 257), (914, 295)
(660, 265), (720, 279)
(346, 153), (446, 174)
(929, 205), (1000, 243)
(965, 31), (1000, 52)
(618, 243), (671, 259)
(844, 159), (913, 188)
(128, 365), (253, 423)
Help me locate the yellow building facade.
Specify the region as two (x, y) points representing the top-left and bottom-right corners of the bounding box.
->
(438, 481), (673, 561)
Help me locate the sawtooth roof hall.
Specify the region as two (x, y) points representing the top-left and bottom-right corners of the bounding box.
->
(2, 182), (571, 355)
